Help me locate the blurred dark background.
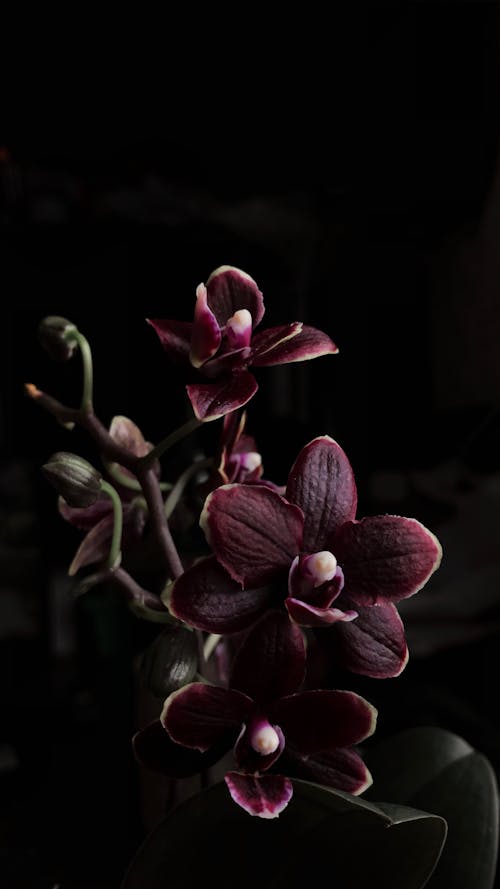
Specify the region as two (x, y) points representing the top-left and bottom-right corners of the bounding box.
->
(2, 4), (500, 886)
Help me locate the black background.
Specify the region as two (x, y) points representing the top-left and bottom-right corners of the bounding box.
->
(2, 4), (500, 887)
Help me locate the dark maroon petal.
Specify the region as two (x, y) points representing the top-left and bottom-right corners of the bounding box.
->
(132, 720), (230, 778)
(187, 371), (258, 422)
(281, 744), (372, 795)
(162, 683), (253, 752)
(206, 266), (265, 328)
(225, 772), (293, 818)
(168, 556), (272, 634)
(250, 322), (303, 362)
(285, 597), (358, 628)
(201, 484), (303, 587)
(252, 325), (338, 366)
(269, 690), (377, 754)
(234, 720), (285, 773)
(286, 437), (357, 552)
(230, 611), (306, 703)
(334, 516), (443, 605)
(197, 346), (250, 379)
(331, 600), (409, 678)
(146, 318), (193, 364)
(190, 283), (222, 368)
(59, 495), (112, 530)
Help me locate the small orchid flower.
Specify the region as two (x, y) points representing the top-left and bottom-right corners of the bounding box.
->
(217, 411), (264, 486)
(59, 416), (152, 575)
(148, 266), (338, 421)
(169, 437), (442, 678)
(133, 611), (376, 818)
(202, 411), (283, 496)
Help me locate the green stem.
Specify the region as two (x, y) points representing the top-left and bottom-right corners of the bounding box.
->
(66, 329), (94, 412)
(139, 416), (202, 468)
(100, 479), (123, 569)
(104, 459), (172, 493)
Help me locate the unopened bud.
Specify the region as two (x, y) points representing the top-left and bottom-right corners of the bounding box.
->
(38, 316), (78, 362)
(141, 625), (198, 698)
(42, 452), (102, 507)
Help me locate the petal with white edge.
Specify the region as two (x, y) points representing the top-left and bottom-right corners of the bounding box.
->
(334, 516), (443, 605)
(201, 484), (303, 587)
(225, 772), (293, 818)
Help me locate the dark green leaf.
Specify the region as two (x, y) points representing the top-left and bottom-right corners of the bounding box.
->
(122, 778), (445, 889)
(365, 727), (499, 889)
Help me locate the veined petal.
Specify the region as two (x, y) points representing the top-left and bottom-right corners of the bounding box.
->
(269, 690), (377, 754)
(230, 611), (306, 703)
(286, 437), (357, 552)
(334, 516), (443, 605)
(168, 556), (271, 634)
(250, 322), (303, 362)
(225, 772), (293, 819)
(280, 745), (372, 796)
(190, 283), (222, 368)
(132, 720), (230, 778)
(201, 484), (303, 587)
(146, 318), (193, 364)
(285, 598), (358, 628)
(252, 324), (338, 366)
(331, 600), (409, 678)
(187, 371), (258, 422)
(206, 266), (265, 328)
(162, 683), (253, 752)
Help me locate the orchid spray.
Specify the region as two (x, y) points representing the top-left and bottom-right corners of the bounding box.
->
(29, 266), (494, 889)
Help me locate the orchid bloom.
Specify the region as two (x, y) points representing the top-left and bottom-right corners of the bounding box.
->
(59, 416), (152, 575)
(217, 411), (265, 486)
(148, 266), (337, 421)
(133, 611), (376, 818)
(169, 437), (442, 678)
(201, 410), (283, 496)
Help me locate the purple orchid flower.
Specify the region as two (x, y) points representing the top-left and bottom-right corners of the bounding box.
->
(59, 416), (153, 575)
(133, 611), (376, 818)
(202, 410), (283, 496)
(217, 411), (265, 486)
(169, 437), (442, 678)
(148, 266), (338, 421)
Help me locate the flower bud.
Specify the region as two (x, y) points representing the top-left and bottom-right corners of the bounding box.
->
(141, 625), (198, 698)
(42, 452), (102, 507)
(38, 315), (78, 362)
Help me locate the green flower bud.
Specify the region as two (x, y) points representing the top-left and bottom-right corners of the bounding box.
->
(38, 315), (78, 362)
(141, 625), (198, 698)
(42, 452), (102, 508)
